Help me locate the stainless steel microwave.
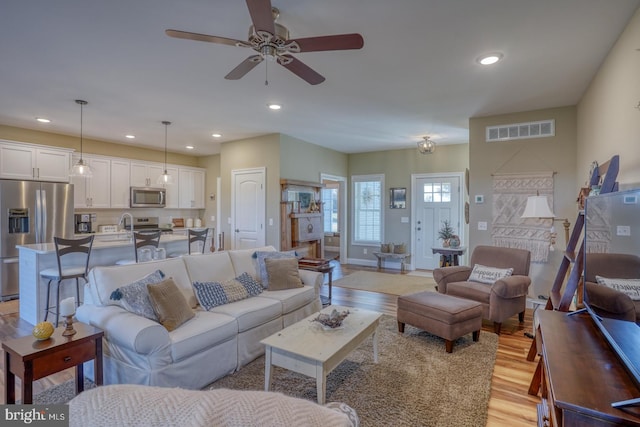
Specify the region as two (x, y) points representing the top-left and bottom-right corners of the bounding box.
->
(130, 187), (166, 208)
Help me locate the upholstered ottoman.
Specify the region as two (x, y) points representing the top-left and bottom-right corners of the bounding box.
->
(397, 291), (482, 353)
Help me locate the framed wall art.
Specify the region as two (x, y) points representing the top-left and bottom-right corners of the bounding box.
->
(390, 187), (406, 209)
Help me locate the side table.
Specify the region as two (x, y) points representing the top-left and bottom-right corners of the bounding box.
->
(3, 322), (104, 404)
(432, 246), (466, 267)
(298, 258), (334, 306)
(372, 252), (411, 273)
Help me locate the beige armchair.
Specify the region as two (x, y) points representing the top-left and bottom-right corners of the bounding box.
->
(584, 253), (640, 324)
(433, 245), (531, 334)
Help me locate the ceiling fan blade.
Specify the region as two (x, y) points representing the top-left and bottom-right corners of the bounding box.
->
(246, 0), (275, 35)
(225, 55), (263, 80)
(287, 33), (364, 53)
(277, 55), (325, 85)
(165, 29), (250, 48)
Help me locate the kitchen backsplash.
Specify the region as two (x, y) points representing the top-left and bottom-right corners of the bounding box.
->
(75, 207), (208, 231)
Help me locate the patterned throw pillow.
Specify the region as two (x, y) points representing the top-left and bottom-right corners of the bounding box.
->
(254, 250), (298, 288)
(108, 270), (165, 321)
(147, 277), (195, 331)
(468, 264), (514, 285)
(193, 272), (263, 311)
(265, 257), (303, 291)
(595, 275), (640, 300)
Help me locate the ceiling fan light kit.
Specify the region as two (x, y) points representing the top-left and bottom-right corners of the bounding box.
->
(166, 0), (363, 85)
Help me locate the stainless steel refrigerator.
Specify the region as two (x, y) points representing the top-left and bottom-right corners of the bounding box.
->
(0, 180), (74, 300)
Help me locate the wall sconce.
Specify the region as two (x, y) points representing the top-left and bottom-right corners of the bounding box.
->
(521, 193), (570, 250)
(418, 136), (436, 154)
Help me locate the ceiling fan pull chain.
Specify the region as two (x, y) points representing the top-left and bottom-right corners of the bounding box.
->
(265, 59), (269, 86)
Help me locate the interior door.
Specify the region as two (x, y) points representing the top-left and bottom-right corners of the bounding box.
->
(232, 168), (265, 249)
(413, 175), (462, 270)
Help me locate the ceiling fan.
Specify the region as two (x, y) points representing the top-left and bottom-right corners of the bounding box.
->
(166, 0), (364, 85)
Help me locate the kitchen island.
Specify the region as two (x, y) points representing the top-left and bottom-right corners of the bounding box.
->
(17, 234), (189, 325)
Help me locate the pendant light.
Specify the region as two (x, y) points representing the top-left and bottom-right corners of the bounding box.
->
(69, 100), (93, 177)
(157, 120), (174, 185)
(417, 136), (436, 154)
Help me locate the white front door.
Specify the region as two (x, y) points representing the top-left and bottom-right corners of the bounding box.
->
(412, 173), (463, 270)
(231, 168), (266, 250)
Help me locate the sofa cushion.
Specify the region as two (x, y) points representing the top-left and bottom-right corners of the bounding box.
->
(90, 257), (195, 308)
(193, 273), (264, 311)
(446, 281), (491, 304)
(169, 311), (238, 362)
(183, 252), (236, 284)
(210, 296), (282, 333)
(261, 285), (317, 314)
(228, 246), (276, 281)
(147, 278), (195, 332)
(255, 250), (298, 287)
(265, 258), (303, 290)
(107, 269), (166, 321)
(468, 264), (513, 284)
(596, 275), (640, 300)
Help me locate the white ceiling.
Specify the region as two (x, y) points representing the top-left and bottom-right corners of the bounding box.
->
(1, 0), (638, 156)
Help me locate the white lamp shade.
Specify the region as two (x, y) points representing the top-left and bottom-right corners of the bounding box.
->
(521, 195), (555, 218)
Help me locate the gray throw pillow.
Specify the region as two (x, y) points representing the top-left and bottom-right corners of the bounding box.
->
(265, 257), (303, 291)
(108, 269), (165, 321)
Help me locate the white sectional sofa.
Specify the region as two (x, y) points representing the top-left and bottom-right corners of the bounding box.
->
(76, 246), (322, 389)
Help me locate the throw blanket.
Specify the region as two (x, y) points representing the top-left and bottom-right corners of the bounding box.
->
(492, 172), (554, 263)
(69, 385), (358, 427)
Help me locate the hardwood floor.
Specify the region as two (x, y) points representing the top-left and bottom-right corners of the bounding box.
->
(0, 262), (540, 426)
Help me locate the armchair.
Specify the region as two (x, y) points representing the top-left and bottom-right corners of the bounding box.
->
(433, 245), (531, 334)
(584, 253), (640, 324)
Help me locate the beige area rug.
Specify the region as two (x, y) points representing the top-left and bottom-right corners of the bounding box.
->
(211, 316), (498, 427)
(0, 299), (19, 316)
(333, 271), (437, 296)
(33, 317), (498, 426)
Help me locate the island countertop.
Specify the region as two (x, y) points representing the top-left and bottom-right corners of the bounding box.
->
(17, 234), (190, 325)
(17, 233), (188, 254)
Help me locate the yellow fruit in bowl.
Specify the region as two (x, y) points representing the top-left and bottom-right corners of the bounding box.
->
(32, 321), (55, 340)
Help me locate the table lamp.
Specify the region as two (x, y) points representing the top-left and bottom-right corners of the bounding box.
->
(521, 194), (570, 251)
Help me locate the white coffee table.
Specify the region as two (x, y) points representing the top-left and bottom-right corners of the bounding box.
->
(261, 305), (382, 404)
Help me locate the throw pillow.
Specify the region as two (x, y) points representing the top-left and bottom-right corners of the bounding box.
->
(193, 273), (264, 311)
(264, 257), (303, 291)
(468, 264), (514, 285)
(108, 270), (165, 321)
(595, 275), (640, 300)
(254, 250), (298, 288)
(147, 277), (195, 331)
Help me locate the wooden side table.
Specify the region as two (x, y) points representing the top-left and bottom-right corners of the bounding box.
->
(432, 246), (466, 267)
(3, 322), (104, 404)
(298, 258), (334, 306)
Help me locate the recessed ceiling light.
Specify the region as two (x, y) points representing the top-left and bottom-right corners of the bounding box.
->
(36, 117), (51, 123)
(125, 134), (136, 139)
(185, 145), (195, 150)
(212, 133), (222, 138)
(268, 104), (282, 110)
(477, 53), (503, 65)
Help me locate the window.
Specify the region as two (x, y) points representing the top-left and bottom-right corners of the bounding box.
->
(423, 182), (451, 203)
(322, 186), (339, 233)
(352, 174), (384, 244)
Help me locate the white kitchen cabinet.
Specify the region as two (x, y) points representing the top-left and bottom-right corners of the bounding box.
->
(110, 159), (131, 208)
(0, 140), (72, 182)
(71, 155), (111, 208)
(130, 162), (164, 188)
(179, 168), (205, 209)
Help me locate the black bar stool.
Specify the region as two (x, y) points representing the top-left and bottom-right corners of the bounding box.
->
(39, 235), (94, 326)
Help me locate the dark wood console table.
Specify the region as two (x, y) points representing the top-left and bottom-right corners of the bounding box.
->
(531, 310), (640, 426)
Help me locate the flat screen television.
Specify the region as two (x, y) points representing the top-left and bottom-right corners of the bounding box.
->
(584, 188), (640, 408)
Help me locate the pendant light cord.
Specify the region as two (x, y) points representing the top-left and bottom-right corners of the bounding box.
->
(75, 99), (88, 161)
(162, 121), (171, 172)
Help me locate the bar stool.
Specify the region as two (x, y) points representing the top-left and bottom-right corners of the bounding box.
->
(39, 235), (94, 326)
(116, 231), (161, 265)
(169, 228), (210, 257)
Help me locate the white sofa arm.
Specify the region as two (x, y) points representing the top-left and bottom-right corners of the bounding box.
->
(298, 269), (323, 294)
(76, 304), (170, 355)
